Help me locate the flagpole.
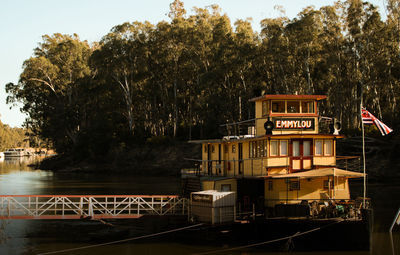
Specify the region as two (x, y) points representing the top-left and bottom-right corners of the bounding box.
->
(361, 100), (366, 209)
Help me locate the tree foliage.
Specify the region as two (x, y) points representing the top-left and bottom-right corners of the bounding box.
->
(6, 0), (400, 158)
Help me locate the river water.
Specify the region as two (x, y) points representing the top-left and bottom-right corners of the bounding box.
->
(0, 157), (398, 255)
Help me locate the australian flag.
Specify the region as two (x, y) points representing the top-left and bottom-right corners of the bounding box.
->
(361, 108), (393, 136)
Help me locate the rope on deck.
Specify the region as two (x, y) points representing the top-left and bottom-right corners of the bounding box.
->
(37, 223), (204, 255)
(192, 219), (345, 255)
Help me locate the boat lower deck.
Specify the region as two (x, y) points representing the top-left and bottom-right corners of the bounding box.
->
(176, 215), (372, 252)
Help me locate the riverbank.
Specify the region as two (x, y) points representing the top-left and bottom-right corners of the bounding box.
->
(37, 142), (201, 176)
(35, 136), (400, 180)
(336, 136), (400, 181)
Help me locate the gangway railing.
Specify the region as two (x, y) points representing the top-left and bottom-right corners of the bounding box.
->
(0, 195), (188, 219)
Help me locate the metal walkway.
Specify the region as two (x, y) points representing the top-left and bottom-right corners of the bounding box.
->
(0, 195), (188, 219)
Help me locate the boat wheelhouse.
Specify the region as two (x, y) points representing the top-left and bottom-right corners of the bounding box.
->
(187, 94), (365, 214)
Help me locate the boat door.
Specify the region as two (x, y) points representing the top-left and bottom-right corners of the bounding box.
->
(290, 139), (313, 172)
(238, 143), (243, 174)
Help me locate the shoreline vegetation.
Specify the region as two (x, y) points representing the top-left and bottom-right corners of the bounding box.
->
(37, 142), (201, 176)
(35, 136), (400, 182)
(5, 0), (400, 178)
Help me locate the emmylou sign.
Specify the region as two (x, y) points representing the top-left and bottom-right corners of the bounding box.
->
(274, 118), (315, 130)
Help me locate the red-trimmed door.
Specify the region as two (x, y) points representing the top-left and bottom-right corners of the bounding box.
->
(290, 139), (313, 172)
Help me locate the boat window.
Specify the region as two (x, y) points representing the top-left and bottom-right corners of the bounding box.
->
(293, 141), (300, 157)
(268, 180), (273, 191)
(289, 180), (300, 191)
(250, 140), (268, 158)
(301, 101), (315, 113)
(270, 140), (278, 156)
(287, 101), (300, 113)
(204, 145), (208, 153)
(324, 140), (333, 156)
(271, 101), (285, 113)
(280, 140), (288, 156)
(315, 140), (323, 156)
(262, 101), (269, 117)
(257, 140), (263, 157)
(303, 141), (311, 156)
(336, 177), (346, 190)
(263, 140), (268, 157)
(323, 179), (332, 189)
(221, 184), (231, 191)
(211, 145), (215, 153)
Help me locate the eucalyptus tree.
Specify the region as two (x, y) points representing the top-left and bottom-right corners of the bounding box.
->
(232, 19), (259, 121)
(317, 4), (347, 121)
(90, 21), (153, 137)
(6, 34), (92, 152)
(259, 16), (290, 93)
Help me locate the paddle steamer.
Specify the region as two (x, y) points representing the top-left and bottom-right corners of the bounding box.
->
(183, 94), (372, 251)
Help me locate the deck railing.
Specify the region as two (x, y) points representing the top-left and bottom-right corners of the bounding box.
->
(335, 156), (361, 172)
(183, 156), (361, 178)
(0, 195), (188, 219)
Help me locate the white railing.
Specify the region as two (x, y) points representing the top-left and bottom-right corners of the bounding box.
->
(0, 195), (188, 219)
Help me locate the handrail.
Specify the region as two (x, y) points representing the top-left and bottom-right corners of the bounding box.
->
(0, 195), (188, 219)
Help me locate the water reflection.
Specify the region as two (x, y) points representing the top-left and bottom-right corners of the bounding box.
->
(0, 159), (397, 254)
(0, 156), (43, 173)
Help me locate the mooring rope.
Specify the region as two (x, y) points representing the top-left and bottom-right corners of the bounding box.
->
(191, 219), (345, 255)
(37, 223), (204, 255)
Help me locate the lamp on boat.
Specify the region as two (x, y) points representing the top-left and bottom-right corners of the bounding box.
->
(264, 117), (274, 135)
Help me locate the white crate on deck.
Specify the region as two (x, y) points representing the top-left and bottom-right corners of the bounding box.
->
(190, 190), (236, 224)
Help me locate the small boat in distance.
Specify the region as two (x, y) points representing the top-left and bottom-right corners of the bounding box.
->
(3, 148), (31, 157)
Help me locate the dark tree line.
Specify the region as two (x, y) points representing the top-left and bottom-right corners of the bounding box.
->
(5, 0), (400, 159)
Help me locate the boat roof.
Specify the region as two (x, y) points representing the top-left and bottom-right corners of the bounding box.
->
(249, 94), (327, 102)
(267, 168), (365, 179)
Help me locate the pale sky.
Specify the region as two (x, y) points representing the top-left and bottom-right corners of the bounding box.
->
(0, 0), (387, 127)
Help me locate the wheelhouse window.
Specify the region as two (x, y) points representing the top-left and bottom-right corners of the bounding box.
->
(301, 101), (315, 113)
(204, 144), (208, 153)
(271, 101), (285, 113)
(287, 101), (300, 113)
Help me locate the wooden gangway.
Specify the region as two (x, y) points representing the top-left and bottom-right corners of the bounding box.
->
(0, 195), (188, 219)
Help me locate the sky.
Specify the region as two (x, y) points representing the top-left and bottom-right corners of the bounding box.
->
(0, 0), (387, 128)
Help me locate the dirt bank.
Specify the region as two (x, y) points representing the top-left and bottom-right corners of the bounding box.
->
(38, 142), (201, 176)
